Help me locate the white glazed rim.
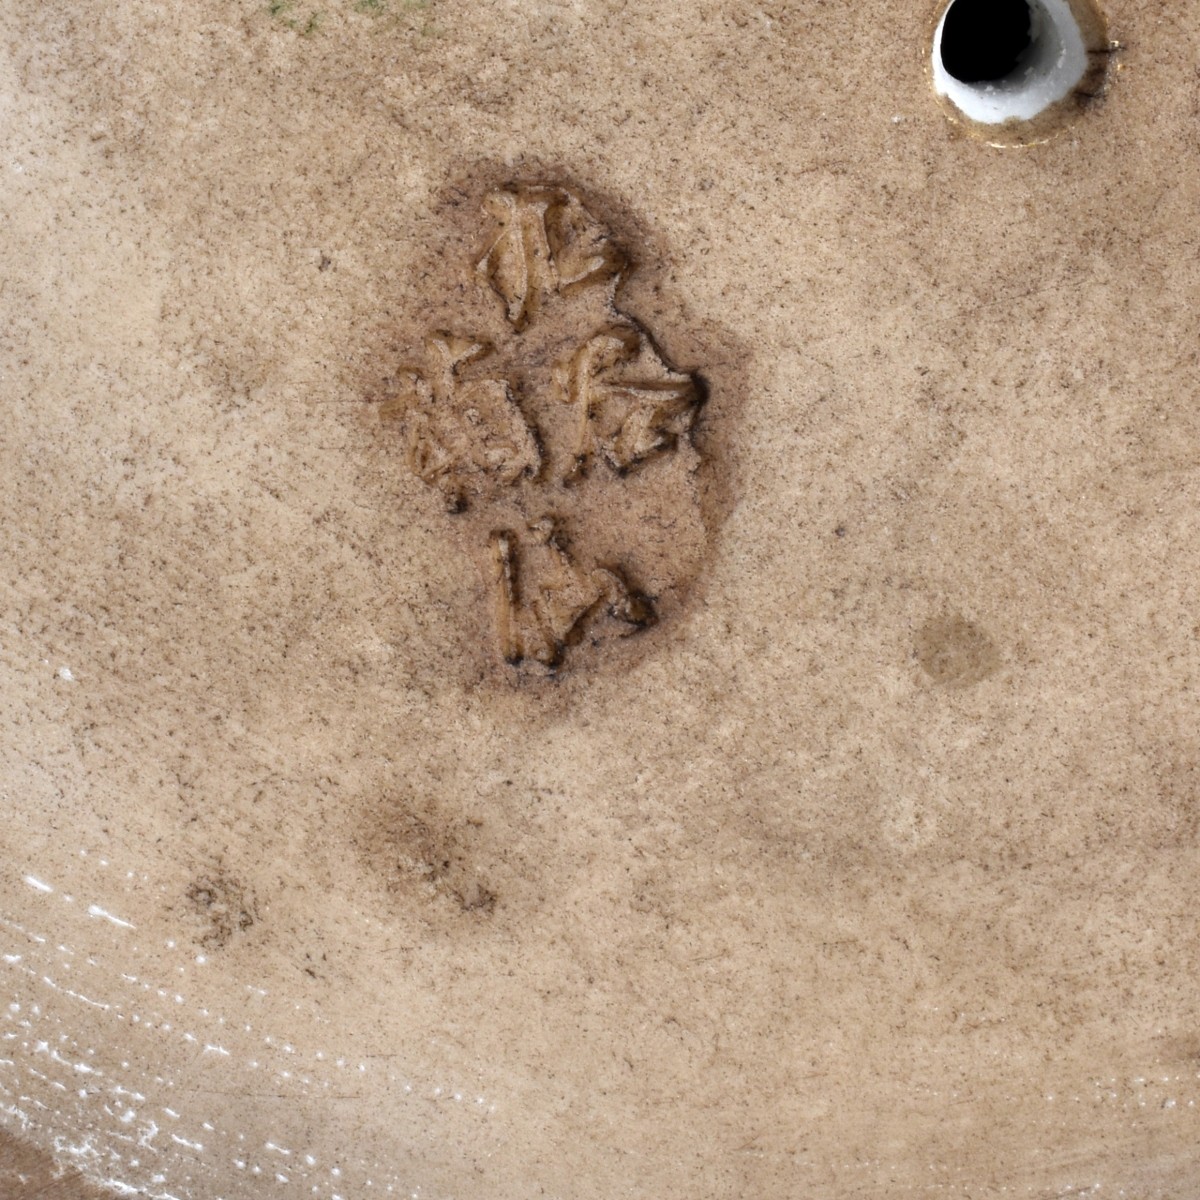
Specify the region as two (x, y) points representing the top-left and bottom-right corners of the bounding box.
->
(931, 0), (1089, 125)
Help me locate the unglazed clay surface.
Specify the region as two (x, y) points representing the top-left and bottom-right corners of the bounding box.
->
(1, 1), (1198, 1198)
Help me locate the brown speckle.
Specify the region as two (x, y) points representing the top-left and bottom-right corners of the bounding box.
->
(185, 872), (257, 950)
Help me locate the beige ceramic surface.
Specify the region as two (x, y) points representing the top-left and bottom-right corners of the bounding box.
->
(2, 0), (1199, 1197)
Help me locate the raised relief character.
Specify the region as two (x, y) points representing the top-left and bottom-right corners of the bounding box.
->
(490, 521), (654, 669)
(556, 324), (701, 483)
(477, 187), (626, 330)
(380, 333), (540, 512)
(542, 190), (627, 292)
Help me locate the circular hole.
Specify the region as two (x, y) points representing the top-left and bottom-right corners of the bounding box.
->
(931, 0), (1106, 132)
(940, 0), (1034, 84)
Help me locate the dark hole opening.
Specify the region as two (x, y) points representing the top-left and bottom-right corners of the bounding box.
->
(940, 0), (1035, 84)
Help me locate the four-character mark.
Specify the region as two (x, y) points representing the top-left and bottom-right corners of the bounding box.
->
(384, 184), (705, 672)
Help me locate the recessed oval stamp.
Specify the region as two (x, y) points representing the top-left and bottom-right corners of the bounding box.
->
(370, 174), (725, 678)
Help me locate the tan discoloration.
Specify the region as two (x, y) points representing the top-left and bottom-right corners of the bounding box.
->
(915, 613), (1000, 686)
(350, 791), (500, 922)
